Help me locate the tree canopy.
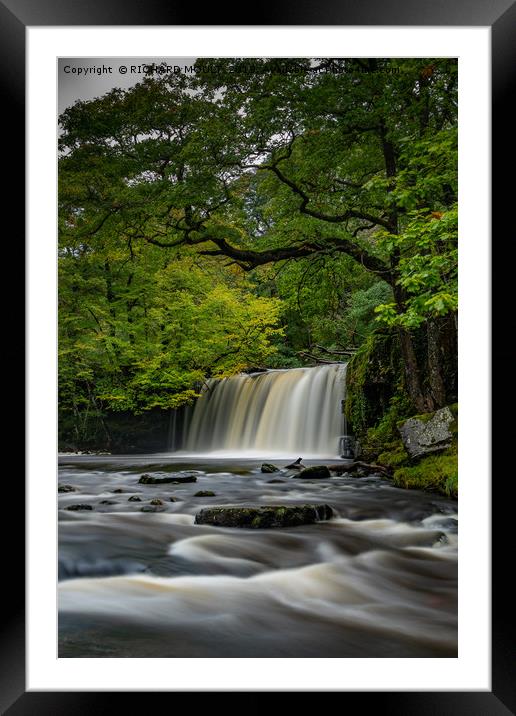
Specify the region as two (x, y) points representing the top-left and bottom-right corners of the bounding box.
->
(59, 57), (458, 437)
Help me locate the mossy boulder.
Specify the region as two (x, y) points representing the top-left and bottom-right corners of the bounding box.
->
(194, 504), (333, 528)
(296, 465), (331, 479)
(261, 463), (279, 473)
(58, 484), (76, 493)
(65, 504), (93, 511)
(128, 495), (142, 502)
(194, 491), (216, 497)
(399, 406), (455, 459)
(376, 404), (458, 497)
(150, 498), (164, 505)
(138, 473), (197, 485)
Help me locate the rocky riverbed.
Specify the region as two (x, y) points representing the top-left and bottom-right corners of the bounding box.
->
(58, 454), (457, 658)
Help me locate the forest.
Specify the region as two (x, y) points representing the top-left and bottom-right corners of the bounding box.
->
(58, 57), (458, 495)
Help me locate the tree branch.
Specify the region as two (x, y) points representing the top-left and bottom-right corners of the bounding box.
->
(297, 351), (341, 365)
(313, 344), (358, 355)
(198, 234), (391, 277)
(263, 161), (393, 230)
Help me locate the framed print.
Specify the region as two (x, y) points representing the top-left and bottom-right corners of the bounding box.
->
(4, 0), (513, 711)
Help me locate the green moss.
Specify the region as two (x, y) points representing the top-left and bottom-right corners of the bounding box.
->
(345, 330), (406, 443)
(407, 411), (434, 424)
(444, 471), (458, 498)
(378, 443), (410, 470)
(398, 403), (458, 428)
(392, 447), (458, 497)
(359, 391), (414, 461)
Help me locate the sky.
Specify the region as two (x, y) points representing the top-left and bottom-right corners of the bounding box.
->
(58, 57), (196, 115)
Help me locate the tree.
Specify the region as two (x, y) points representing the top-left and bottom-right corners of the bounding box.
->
(59, 239), (282, 438)
(59, 57), (458, 413)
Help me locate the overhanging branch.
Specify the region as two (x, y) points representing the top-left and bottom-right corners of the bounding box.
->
(198, 234), (391, 277)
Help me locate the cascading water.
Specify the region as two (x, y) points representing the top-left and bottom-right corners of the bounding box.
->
(178, 363), (347, 457)
(59, 359), (458, 660)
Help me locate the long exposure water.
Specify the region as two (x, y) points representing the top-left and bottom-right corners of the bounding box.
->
(178, 364), (347, 457)
(58, 454), (457, 658)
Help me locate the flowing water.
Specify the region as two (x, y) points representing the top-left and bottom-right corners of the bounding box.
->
(178, 364), (347, 457)
(58, 457), (457, 657)
(58, 365), (457, 658)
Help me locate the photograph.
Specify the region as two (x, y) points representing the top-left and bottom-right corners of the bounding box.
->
(57, 56), (459, 659)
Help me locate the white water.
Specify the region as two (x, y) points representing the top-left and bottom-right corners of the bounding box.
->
(179, 364), (347, 458)
(58, 456), (458, 657)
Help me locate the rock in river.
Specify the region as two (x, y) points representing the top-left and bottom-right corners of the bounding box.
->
(285, 457), (305, 470)
(138, 473), (197, 485)
(194, 491), (216, 497)
(65, 504), (93, 511)
(296, 465), (331, 479)
(260, 463), (279, 473)
(58, 484), (77, 493)
(195, 504), (333, 528)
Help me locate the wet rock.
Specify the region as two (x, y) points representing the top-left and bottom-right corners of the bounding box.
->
(150, 498), (164, 505)
(296, 465), (331, 479)
(399, 407), (455, 460)
(99, 500), (116, 505)
(195, 504), (333, 529)
(261, 463), (279, 473)
(194, 491), (216, 497)
(128, 495), (142, 502)
(267, 479), (285, 484)
(285, 457), (305, 470)
(327, 461), (390, 478)
(427, 517), (458, 533)
(58, 484), (76, 493)
(138, 473), (197, 485)
(112, 489), (124, 494)
(65, 504), (93, 511)
(169, 496), (178, 502)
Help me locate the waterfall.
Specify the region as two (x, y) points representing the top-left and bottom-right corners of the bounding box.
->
(178, 363), (347, 457)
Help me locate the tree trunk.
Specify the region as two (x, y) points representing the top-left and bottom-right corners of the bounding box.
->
(392, 284), (433, 413)
(398, 327), (433, 413)
(427, 318), (447, 408)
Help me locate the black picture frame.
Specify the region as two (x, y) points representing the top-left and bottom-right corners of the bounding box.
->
(6, 0), (513, 711)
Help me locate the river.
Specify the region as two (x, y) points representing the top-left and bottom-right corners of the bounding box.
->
(58, 454), (457, 658)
